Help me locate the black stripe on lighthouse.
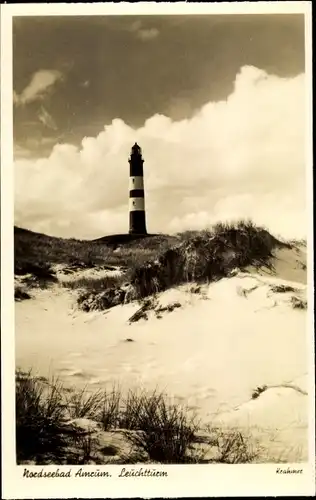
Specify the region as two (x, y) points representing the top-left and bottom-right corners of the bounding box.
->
(129, 189), (145, 198)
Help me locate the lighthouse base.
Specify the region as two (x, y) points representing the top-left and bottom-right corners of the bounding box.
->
(129, 211), (147, 235)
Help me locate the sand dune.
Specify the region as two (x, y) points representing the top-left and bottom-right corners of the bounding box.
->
(15, 245), (308, 462)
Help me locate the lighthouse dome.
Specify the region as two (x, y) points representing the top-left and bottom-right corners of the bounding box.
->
(131, 142), (142, 155)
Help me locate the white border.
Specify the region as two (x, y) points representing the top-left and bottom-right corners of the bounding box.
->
(1, 2), (312, 16)
(1, 2), (314, 498)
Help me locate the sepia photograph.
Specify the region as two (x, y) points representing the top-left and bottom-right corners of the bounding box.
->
(1, 2), (314, 498)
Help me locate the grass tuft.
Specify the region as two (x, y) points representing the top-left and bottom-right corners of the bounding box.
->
(120, 390), (199, 463)
(217, 429), (257, 464)
(15, 286), (32, 301)
(15, 369), (67, 463)
(66, 387), (105, 420)
(62, 274), (125, 292)
(290, 296), (307, 310)
(251, 385), (268, 400)
(98, 387), (122, 430)
(270, 284), (296, 293)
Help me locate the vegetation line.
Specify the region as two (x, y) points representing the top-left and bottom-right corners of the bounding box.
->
(16, 369), (257, 465)
(37, 220), (286, 313)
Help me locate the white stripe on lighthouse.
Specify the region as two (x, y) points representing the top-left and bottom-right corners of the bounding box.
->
(129, 176), (144, 190)
(129, 197), (145, 211)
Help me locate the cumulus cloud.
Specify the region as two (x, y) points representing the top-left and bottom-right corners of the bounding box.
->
(14, 66), (306, 240)
(14, 136), (59, 160)
(14, 69), (63, 106)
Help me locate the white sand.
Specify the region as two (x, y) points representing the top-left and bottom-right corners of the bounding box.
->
(15, 246), (308, 462)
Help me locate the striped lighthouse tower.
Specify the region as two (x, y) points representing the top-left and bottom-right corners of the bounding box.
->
(129, 143), (147, 235)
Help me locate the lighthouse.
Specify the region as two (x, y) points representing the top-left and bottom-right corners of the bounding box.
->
(129, 143), (147, 235)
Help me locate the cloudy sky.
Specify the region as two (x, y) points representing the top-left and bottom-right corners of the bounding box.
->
(13, 14), (307, 239)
